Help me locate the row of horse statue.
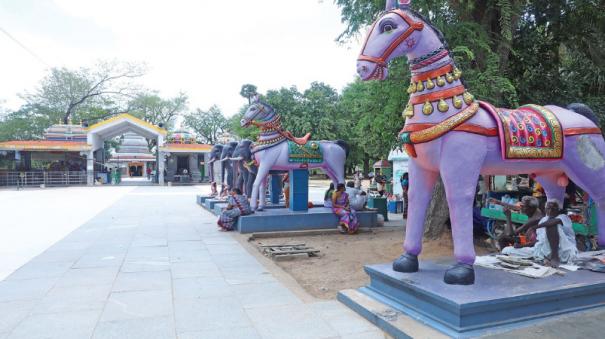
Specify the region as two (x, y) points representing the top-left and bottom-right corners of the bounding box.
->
(206, 97), (349, 211)
(206, 0), (605, 285)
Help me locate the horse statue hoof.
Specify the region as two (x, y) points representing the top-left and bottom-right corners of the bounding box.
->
(443, 263), (475, 285)
(392, 253), (419, 273)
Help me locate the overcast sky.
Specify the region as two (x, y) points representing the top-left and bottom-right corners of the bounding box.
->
(0, 0), (363, 118)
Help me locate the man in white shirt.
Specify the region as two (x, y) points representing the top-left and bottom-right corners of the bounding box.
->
(346, 181), (367, 211)
(503, 199), (577, 267)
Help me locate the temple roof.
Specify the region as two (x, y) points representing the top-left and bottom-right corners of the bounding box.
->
(87, 113), (167, 138)
(43, 124), (87, 141)
(167, 130), (197, 144)
(373, 159), (392, 168)
(0, 140), (91, 152)
(111, 133), (154, 161)
(160, 143), (212, 153)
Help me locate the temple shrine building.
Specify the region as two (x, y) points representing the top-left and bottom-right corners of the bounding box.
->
(0, 114), (212, 187)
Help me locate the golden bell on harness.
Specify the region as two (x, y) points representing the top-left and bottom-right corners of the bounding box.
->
(422, 101), (433, 115)
(403, 103), (414, 118)
(407, 82), (416, 94)
(453, 67), (462, 80)
(437, 76), (446, 87)
(438, 99), (449, 112)
(463, 91), (475, 105)
(426, 78), (435, 89)
(453, 95), (463, 109)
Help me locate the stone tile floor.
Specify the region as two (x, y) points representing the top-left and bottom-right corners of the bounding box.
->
(0, 186), (386, 339)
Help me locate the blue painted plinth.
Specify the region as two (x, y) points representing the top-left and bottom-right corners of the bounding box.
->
(204, 198), (227, 211)
(270, 174), (282, 205)
(196, 195), (214, 205)
(236, 207), (377, 233)
(338, 261), (605, 338)
(289, 169), (308, 212)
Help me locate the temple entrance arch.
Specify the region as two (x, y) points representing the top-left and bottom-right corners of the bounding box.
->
(86, 114), (167, 185)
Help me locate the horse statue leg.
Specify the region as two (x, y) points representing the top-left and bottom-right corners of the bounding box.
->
(439, 135), (487, 285)
(562, 135), (605, 247)
(393, 160), (438, 272)
(250, 161), (271, 211)
(534, 173), (565, 204)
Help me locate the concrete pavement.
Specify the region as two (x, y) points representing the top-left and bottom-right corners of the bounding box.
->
(0, 185), (386, 339)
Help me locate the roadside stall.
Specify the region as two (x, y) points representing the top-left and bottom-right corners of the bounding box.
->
(368, 159), (392, 221)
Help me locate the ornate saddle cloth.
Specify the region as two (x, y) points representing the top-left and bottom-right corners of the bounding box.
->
(288, 140), (323, 163)
(481, 102), (564, 160)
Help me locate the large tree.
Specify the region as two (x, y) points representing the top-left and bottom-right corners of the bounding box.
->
(183, 105), (229, 144)
(22, 61), (145, 124)
(239, 84), (258, 105)
(127, 91), (188, 129)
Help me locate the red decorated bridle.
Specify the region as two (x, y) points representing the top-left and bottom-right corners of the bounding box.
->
(357, 9), (424, 67)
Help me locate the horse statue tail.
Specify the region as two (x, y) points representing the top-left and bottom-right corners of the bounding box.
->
(568, 103), (600, 126)
(335, 140), (350, 158)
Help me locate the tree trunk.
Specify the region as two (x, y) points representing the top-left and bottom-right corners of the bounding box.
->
(423, 177), (450, 239)
(363, 155), (370, 178)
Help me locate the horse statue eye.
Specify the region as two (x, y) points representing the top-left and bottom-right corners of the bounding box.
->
(383, 24), (395, 33)
(251, 107), (256, 111)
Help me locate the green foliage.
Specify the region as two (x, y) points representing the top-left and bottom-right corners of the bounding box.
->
(183, 105), (229, 144)
(228, 106), (259, 141)
(335, 0), (605, 118)
(239, 84), (258, 104)
(127, 92), (188, 130)
(21, 61), (145, 124)
(0, 105), (53, 141)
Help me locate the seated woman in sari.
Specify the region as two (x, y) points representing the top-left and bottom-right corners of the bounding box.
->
(332, 183), (359, 234)
(324, 183), (335, 208)
(217, 188), (253, 231)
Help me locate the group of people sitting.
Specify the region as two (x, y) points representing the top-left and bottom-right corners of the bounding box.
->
(216, 180), (369, 234)
(497, 196), (578, 268)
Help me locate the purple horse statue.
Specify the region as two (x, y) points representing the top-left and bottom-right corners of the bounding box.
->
(240, 97), (349, 211)
(357, 0), (605, 284)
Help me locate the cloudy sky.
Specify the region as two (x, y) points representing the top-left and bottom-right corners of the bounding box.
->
(0, 0), (363, 118)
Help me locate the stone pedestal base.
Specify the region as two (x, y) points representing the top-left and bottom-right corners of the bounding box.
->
(339, 261), (605, 338)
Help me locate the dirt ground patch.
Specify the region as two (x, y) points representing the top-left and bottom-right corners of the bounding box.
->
(246, 227), (492, 300)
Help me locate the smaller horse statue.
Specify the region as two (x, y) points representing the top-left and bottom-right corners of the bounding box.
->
(240, 97), (349, 211)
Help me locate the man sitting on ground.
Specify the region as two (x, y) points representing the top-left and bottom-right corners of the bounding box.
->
(503, 199), (578, 267)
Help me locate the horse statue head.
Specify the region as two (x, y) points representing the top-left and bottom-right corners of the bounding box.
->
(357, 0), (448, 81)
(240, 96), (277, 128)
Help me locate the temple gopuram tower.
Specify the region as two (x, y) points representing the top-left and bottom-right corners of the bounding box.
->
(108, 132), (156, 177)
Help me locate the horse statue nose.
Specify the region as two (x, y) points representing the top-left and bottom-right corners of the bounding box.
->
(240, 119), (247, 126)
(356, 63), (369, 77)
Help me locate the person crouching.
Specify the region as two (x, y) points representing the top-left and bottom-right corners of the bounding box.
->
(217, 188), (253, 231)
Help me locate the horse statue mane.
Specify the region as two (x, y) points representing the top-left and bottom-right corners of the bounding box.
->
(245, 97), (310, 150)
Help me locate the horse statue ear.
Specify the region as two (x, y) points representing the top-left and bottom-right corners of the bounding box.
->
(386, 0), (411, 10)
(251, 94), (260, 104)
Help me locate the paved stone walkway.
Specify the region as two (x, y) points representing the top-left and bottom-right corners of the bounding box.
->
(0, 186), (385, 339)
